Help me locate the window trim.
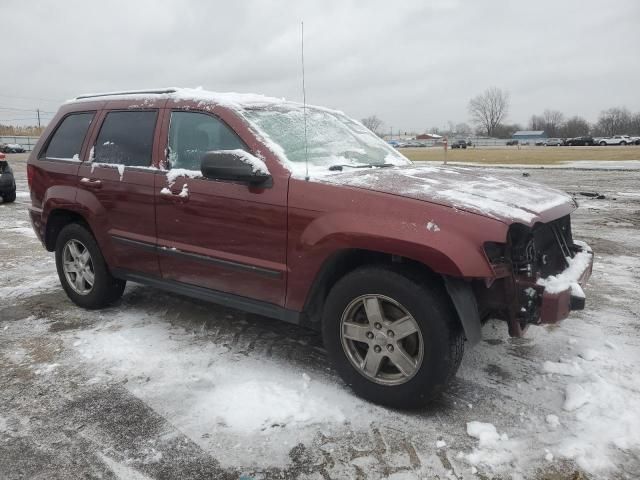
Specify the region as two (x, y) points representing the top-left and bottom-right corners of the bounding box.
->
(91, 109), (160, 168)
(38, 111), (96, 161)
(164, 109), (250, 171)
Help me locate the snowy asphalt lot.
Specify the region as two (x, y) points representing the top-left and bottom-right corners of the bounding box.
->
(1, 154), (639, 480)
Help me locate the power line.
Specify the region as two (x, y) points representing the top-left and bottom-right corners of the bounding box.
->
(0, 106), (56, 114)
(0, 93), (62, 103)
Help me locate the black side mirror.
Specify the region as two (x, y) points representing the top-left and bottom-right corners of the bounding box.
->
(200, 151), (272, 187)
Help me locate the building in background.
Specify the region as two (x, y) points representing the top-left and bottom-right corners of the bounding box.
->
(511, 130), (547, 143)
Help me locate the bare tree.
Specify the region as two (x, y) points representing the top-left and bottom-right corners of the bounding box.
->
(543, 110), (564, 137)
(629, 112), (640, 136)
(455, 122), (472, 135)
(561, 116), (590, 138)
(492, 123), (522, 139)
(595, 108), (631, 136)
(468, 87), (510, 137)
(361, 115), (384, 135)
(528, 115), (545, 131)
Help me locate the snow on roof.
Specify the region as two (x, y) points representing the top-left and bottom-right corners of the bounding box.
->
(69, 86), (342, 114)
(512, 130), (546, 137)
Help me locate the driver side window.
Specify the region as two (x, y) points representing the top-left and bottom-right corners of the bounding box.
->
(167, 111), (247, 170)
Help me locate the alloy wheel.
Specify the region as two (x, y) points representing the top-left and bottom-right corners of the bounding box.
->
(340, 294), (424, 386)
(62, 239), (95, 295)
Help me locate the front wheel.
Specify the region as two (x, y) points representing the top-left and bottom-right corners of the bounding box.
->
(55, 223), (126, 309)
(599, 141), (607, 146)
(322, 265), (464, 409)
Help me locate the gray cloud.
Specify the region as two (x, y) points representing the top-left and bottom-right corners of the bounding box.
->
(1, 0), (638, 131)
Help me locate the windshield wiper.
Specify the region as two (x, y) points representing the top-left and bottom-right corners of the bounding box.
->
(328, 163), (395, 171)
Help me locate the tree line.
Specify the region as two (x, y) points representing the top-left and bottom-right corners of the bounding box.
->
(363, 87), (640, 139)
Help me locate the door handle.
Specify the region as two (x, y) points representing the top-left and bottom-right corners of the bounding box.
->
(159, 186), (189, 203)
(80, 178), (102, 189)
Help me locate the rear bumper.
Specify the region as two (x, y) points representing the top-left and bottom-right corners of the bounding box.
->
(28, 206), (46, 245)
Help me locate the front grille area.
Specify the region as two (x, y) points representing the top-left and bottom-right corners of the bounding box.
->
(509, 215), (574, 278)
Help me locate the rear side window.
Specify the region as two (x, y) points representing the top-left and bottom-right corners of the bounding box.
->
(94, 111), (158, 167)
(44, 112), (95, 160)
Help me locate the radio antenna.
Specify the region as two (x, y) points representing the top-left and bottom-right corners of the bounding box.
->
(301, 21), (310, 181)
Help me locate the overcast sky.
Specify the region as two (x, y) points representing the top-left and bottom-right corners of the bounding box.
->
(1, 0), (638, 131)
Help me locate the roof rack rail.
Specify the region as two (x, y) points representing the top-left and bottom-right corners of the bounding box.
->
(75, 88), (177, 100)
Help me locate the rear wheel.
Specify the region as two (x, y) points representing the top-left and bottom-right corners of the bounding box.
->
(55, 223), (125, 309)
(599, 141), (607, 146)
(322, 265), (464, 409)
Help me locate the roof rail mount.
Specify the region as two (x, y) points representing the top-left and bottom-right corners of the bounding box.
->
(75, 88), (177, 100)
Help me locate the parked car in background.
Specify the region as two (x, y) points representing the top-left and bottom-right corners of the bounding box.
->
(627, 136), (640, 145)
(544, 138), (563, 146)
(1, 143), (26, 154)
(565, 136), (594, 146)
(399, 141), (426, 148)
(505, 139), (519, 146)
(451, 140), (467, 149)
(534, 140), (545, 146)
(387, 140), (401, 148)
(0, 153), (16, 203)
(27, 88), (594, 408)
(595, 135), (633, 146)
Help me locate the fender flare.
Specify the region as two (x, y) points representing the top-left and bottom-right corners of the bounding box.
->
(443, 276), (482, 346)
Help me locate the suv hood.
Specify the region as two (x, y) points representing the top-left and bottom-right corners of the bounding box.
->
(320, 165), (576, 225)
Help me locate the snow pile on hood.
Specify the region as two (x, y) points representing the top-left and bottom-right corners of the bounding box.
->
(321, 165), (576, 224)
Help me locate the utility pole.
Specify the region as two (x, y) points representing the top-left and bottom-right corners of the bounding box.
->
(37, 109), (41, 129)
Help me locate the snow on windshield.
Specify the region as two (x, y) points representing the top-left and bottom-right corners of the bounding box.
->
(243, 106), (409, 176)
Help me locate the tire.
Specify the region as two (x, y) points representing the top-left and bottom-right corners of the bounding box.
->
(620, 141), (627, 146)
(55, 223), (126, 309)
(322, 265), (464, 409)
(2, 190), (16, 203)
(599, 141), (606, 146)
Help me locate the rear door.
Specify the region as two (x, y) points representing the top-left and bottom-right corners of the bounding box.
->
(76, 108), (163, 277)
(154, 109), (288, 305)
(34, 111), (97, 205)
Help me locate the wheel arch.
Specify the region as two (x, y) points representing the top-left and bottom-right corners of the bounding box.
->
(44, 208), (92, 252)
(301, 248), (481, 344)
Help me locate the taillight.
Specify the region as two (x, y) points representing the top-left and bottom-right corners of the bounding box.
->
(27, 164), (35, 190)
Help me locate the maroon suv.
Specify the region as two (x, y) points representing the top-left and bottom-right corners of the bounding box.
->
(27, 88), (593, 408)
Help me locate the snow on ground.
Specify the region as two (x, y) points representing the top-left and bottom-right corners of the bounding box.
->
(64, 312), (369, 468)
(1, 157), (640, 479)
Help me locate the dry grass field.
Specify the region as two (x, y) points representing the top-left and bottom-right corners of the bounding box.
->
(401, 145), (640, 164)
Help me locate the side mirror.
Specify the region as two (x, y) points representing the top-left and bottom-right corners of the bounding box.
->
(200, 151), (272, 187)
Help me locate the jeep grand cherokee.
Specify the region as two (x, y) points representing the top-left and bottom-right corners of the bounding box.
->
(27, 88), (593, 408)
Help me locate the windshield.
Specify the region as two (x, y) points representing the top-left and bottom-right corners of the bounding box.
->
(243, 106), (410, 173)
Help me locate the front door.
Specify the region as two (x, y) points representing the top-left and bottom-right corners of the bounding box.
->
(155, 110), (288, 305)
(76, 109), (162, 276)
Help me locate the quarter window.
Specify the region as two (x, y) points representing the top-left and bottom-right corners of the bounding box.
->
(168, 111), (247, 170)
(94, 111), (158, 167)
(44, 112), (95, 160)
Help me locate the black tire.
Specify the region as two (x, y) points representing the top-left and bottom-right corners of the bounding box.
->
(55, 223), (126, 309)
(599, 141), (606, 146)
(322, 265), (464, 409)
(2, 190), (16, 203)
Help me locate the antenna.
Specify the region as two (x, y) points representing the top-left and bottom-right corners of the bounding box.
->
(301, 21), (309, 181)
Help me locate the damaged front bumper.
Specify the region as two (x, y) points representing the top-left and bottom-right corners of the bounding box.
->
(476, 239), (594, 338)
(522, 241), (594, 325)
